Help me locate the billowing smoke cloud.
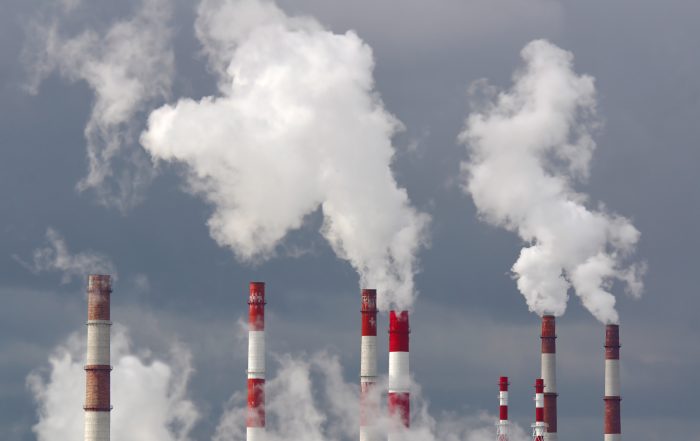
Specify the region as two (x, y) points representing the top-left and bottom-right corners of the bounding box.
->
(27, 325), (198, 441)
(13, 227), (117, 283)
(214, 350), (529, 441)
(23, 0), (174, 211)
(141, 0), (429, 310)
(459, 40), (645, 324)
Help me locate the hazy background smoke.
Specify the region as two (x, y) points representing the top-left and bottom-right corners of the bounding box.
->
(13, 227), (117, 283)
(214, 348), (530, 441)
(27, 325), (198, 441)
(141, 0), (429, 310)
(459, 39), (645, 324)
(23, 0), (174, 211)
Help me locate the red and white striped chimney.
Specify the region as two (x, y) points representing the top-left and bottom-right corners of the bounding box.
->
(604, 324), (621, 441)
(497, 376), (509, 441)
(360, 289), (378, 441)
(540, 315), (558, 440)
(247, 282), (266, 441)
(84, 274), (112, 441)
(532, 378), (546, 441)
(388, 310), (410, 437)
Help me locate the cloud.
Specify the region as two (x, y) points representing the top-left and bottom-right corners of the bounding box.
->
(14, 227), (117, 283)
(142, 0), (429, 309)
(27, 325), (198, 441)
(459, 39), (645, 324)
(22, 0), (175, 211)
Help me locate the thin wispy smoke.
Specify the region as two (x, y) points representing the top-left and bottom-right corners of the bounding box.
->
(27, 325), (198, 441)
(142, 0), (429, 310)
(460, 40), (645, 324)
(214, 350), (530, 441)
(23, 0), (174, 211)
(14, 227), (117, 283)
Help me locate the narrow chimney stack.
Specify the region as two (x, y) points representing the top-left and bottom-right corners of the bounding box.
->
(497, 376), (509, 441)
(247, 282), (266, 441)
(360, 289), (378, 441)
(84, 274), (112, 441)
(388, 310), (410, 437)
(540, 315), (558, 440)
(604, 324), (621, 441)
(532, 378), (547, 441)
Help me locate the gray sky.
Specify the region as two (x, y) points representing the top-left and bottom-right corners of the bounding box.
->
(1, 0), (699, 440)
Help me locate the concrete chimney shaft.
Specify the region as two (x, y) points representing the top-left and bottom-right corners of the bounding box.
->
(604, 324), (621, 441)
(540, 315), (558, 440)
(360, 289), (378, 441)
(247, 282), (266, 441)
(388, 310), (410, 439)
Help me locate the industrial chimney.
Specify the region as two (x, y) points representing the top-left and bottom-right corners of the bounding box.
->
(360, 289), (378, 441)
(497, 376), (509, 441)
(247, 282), (266, 441)
(532, 378), (546, 441)
(84, 274), (112, 441)
(388, 310), (410, 438)
(604, 324), (621, 441)
(540, 315), (558, 440)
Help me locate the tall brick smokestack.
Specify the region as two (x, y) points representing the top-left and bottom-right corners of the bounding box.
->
(497, 376), (509, 441)
(532, 378), (546, 441)
(604, 324), (621, 441)
(540, 315), (558, 440)
(247, 282), (266, 441)
(84, 274), (112, 441)
(360, 289), (378, 441)
(388, 310), (410, 439)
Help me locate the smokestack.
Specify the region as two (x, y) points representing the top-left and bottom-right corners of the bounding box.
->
(388, 310), (410, 437)
(532, 378), (546, 441)
(497, 376), (509, 441)
(247, 282), (266, 441)
(360, 289), (378, 441)
(604, 324), (621, 441)
(540, 315), (558, 440)
(84, 274), (112, 441)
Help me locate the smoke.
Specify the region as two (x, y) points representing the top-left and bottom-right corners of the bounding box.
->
(13, 227), (117, 283)
(459, 40), (645, 324)
(141, 0), (429, 310)
(27, 325), (198, 441)
(23, 0), (174, 211)
(214, 350), (529, 441)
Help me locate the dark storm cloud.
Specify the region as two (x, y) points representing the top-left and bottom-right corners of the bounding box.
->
(1, 0), (699, 440)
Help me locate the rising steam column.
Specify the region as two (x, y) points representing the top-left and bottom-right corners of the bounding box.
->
(604, 324), (621, 441)
(532, 378), (547, 441)
(247, 282), (266, 441)
(497, 376), (509, 441)
(388, 310), (410, 439)
(360, 289), (378, 441)
(540, 315), (558, 441)
(84, 274), (112, 441)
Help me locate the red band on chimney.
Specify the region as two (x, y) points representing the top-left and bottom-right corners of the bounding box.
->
(388, 392), (410, 428)
(605, 324), (620, 360)
(389, 311), (409, 352)
(541, 315), (556, 353)
(361, 289), (377, 336)
(87, 275), (111, 321)
(84, 367), (111, 411)
(248, 282), (265, 331)
(544, 393), (557, 432)
(247, 379), (265, 427)
(604, 396), (621, 434)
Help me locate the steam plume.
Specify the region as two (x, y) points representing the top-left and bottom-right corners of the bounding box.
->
(141, 0), (429, 309)
(459, 40), (644, 324)
(23, 0), (174, 211)
(27, 326), (198, 441)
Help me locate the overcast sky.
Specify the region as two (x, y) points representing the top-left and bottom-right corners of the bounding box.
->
(1, 0), (699, 440)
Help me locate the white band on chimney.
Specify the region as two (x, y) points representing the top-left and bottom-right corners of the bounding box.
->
(246, 427), (265, 441)
(500, 391), (508, 406)
(541, 354), (557, 393)
(388, 352), (409, 392)
(604, 435), (622, 441)
(86, 321), (111, 366)
(84, 411), (110, 441)
(360, 336), (377, 379)
(247, 331), (265, 379)
(605, 360), (620, 397)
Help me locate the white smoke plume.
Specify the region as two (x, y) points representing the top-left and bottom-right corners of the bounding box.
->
(13, 227), (117, 283)
(459, 39), (645, 324)
(27, 325), (198, 441)
(141, 0), (429, 310)
(23, 0), (174, 211)
(214, 350), (529, 441)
